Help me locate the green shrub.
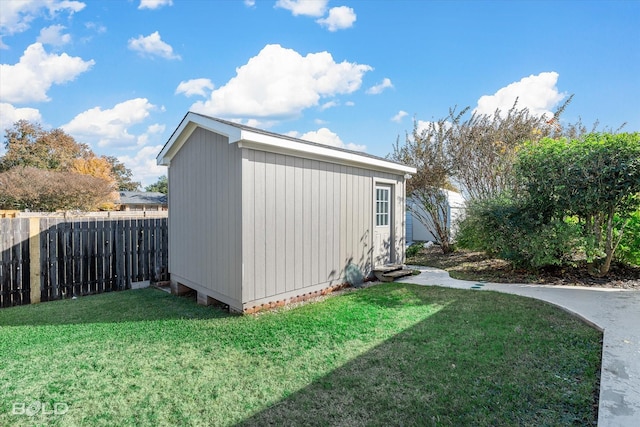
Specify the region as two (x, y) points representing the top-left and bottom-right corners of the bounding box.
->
(616, 209), (640, 266)
(406, 242), (423, 258)
(457, 195), (579, 270)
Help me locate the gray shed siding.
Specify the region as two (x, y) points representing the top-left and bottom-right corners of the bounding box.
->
(240, 148), (406, 309)
(168, 128), (243, 308)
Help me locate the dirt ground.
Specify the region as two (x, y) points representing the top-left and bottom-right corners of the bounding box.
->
(407, 245), (640, 290)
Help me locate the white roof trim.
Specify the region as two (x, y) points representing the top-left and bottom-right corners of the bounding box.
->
(157, 112), (416, 175)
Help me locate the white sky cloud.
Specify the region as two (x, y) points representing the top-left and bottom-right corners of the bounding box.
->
(37, 24), (71, 46)
(85, 21), (106, 34)
(139, 0), (173, 10)
(118, 145), (167, 186)
(0, 42), (94, 103)
(275, 0), (328, 17)
(62, 98), (157, 147)
(475, 71), (565, 118)
(366, 77), (393, 95)
(317, 6), (356, 31)
(128, 31), (181, 60)
(191, 44), (372, 119)
(175, 78), (214, 97)
(244, 0), (256, 7)
(391, 110), (408, 123)
(0, 103), (42, 134)
(0, 0), (85, 48)
(293, 127), (366, 152)
(320, 100), (338, 110)
(147, 123), (166, 134)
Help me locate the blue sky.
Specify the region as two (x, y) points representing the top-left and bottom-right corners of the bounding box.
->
(1, 0), (638, 186)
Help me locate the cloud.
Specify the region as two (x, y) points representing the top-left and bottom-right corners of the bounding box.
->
(0, 103), (42, 134)
(138, 0), (173, 10)
(175, 78), (214, 97)
(275, 0), (328, 17)
(147, 123), (166, 134)
(85, 21), (106, 34)
(391, 110), (408, 123)
(294, 127), (366, 152)
(0, 42), (94, 103)
(62, 98), (157, 147)
(366, 77), (393, 95)
(118, 145), (167, 186)
(37, 24), (71, 46)
(475, 71), (565, 118)
(317, 6), (356, 31)
(191, 44), (372, 120)
(128, 31), (181, 60)
(244, 0), (256, 6)
(0, 0), (85, 48)
(320, 100), (338, 111)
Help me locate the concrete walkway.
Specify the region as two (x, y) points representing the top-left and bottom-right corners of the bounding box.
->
(399, 267), (640, 427)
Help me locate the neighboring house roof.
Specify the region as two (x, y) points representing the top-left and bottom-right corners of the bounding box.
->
(118, 191), (167, 206)
(157, 112), (416, 175)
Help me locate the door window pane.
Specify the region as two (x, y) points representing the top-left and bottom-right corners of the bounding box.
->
(376, 187), (389, 226)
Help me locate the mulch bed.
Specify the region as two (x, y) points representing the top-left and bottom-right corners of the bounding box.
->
(409, 246), (640, 290)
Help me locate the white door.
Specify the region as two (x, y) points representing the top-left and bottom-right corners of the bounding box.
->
(373, 184), (393, 266)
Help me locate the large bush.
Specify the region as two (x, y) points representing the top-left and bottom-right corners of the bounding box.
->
(515, 133), (640, 274)
(459, 133), (640, 273)
(0, 167), (116, 211)
(457, 195), (580, 270)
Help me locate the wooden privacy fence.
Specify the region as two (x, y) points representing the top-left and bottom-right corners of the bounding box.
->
(0, 215), (168, 308)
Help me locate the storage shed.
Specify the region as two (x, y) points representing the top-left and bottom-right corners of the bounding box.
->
(157, 112), (416, 313)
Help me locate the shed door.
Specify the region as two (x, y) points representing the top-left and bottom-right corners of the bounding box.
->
(373, 184), (393, 266)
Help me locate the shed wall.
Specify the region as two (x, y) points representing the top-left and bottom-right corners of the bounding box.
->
(168, 127), (243, 308)
(241, 148), (405, 308)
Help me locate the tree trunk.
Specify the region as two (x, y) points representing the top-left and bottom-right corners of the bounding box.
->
(599, 208), (616, 275)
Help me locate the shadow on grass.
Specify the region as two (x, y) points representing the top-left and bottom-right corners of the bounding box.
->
(0, 287), (232, 327)
(237, 285), (601, 427)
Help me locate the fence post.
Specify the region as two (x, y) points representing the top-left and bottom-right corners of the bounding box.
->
(29, 218), (41, 304)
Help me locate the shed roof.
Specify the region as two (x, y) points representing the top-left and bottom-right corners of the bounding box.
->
(118, 191), (167, 206)
(157, 112), (416, 175)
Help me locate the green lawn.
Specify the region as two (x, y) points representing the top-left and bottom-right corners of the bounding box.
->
(0, 284), (601, 426)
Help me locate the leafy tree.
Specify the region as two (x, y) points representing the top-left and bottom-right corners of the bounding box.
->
(515, 133), (640, 274)
(0, 120), (138, 211)
(70, 156), (117, 184)
(103, 155), (140, 191)
(449, 97), (574, 201)
(0, 167), (116, 211)
(0, 120), (92, 172)
(145, 175), (167, 194)
(392, 98), (576, 253)
(390, 110), (466, 253)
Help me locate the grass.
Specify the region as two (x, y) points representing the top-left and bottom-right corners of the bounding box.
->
(0, 285), (601, 426)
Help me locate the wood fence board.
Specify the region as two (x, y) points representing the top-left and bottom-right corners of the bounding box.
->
(20, 220), (30, 304)
(96, 219), (105, 293)
(0, 219), (31, 307)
